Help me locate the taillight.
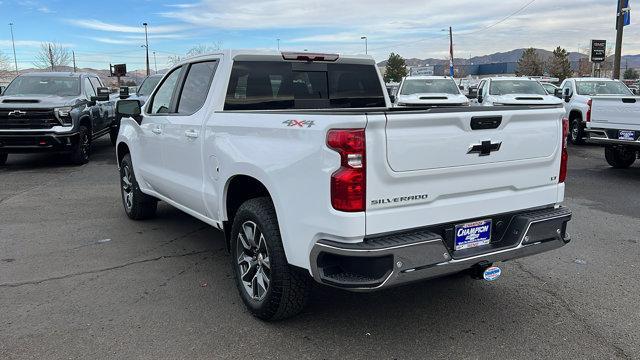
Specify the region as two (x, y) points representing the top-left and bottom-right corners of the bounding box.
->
(586, 99), (592, 122)
(327, 129), (366, 212)
(559, 117), (569, 183)
(282, 52), (339, 62)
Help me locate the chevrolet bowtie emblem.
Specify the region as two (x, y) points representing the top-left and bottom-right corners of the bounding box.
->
(8, 110), (27, 117)
(468, 141), (502, 156)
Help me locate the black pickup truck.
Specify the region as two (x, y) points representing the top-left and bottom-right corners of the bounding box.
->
(0, 72), (117, 165)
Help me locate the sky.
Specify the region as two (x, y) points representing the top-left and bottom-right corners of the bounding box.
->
(0, 0), (638, 71)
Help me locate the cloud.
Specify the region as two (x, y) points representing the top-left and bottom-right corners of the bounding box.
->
(67, 19), (189, 34)
(0, 40), (74, 48)
(164, 3), (198, 8)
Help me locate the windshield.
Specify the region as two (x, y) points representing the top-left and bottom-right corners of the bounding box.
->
(137, 76), (162, 96)
(489, 80), (547, 95)
(4, 76), (80, 96)
(542, 83), (557, 94)
(576, 81), (633, 96)
(400, 79), (459, 95)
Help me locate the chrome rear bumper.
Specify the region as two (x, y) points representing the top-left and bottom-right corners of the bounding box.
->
(310, 207), (571, 291)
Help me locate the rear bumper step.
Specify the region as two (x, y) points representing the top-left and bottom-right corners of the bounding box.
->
(586, 128), (640, 148)
(310, 206), (571, 291)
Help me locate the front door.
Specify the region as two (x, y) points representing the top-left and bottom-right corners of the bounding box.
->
(137, 66), (184, 195)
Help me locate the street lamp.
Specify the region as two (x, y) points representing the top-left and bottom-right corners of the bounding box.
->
(143, 22), (150, 76)
(9, 23), (18, 75)
(360, 36), (368, 55)
(153, 51), (157, 74)
(277, 38), (280, 51)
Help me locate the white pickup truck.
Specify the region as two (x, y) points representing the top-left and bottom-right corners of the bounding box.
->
(474, 77), (563, 107)
(560, 78), (640, 167)
(395, 76), (469, 107)
(114, 50), (572, 320)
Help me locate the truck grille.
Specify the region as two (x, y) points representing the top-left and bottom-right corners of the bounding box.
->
(0, 109), (60, 129)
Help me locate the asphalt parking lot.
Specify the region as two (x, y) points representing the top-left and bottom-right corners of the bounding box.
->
(1, 139), (639, 360)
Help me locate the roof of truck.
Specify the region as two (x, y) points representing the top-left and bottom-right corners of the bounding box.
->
(572, 77), (619, 82)
(403, 76), (454, 80)
(19, 72), (96, 78)
(173, 49), (376, 66)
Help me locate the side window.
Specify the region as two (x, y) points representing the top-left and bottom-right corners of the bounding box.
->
(149, 66), (183, 114)
(177, 61), (218, 115)
(89, 77), (102, 90)
(83, 78), (96, 99)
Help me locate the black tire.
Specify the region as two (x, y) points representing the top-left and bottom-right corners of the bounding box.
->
(119, 153), (158, 220)
(230, 197), (312, 321)
(0, 153), (7, 166)
(569, 118), (585, 145)
(109, 125), (119, 146)
(69, 125), (91, 165)
(605, 146), (637, 169)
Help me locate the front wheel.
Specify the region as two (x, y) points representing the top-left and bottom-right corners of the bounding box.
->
(569, 118), (585, 145)
(69, 125), (91, 165)
(605, 146), (637, 169)
(120, 153), (158, 220)
(231, 197), (312, 321)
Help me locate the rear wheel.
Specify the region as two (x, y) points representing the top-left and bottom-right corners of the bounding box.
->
(69, 125), (91, 165)
(230, 197), (312, 321)
(569, 118), (585, 145)
(0, 153), (7, 166)
(605, 146), (637, 169)
(120, 153), (157, 220)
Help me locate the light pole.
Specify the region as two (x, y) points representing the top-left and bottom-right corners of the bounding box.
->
(360, 36), (368, 55)
(9, 22), (18, 75)
(143, 22), (150, 76)
(442, 27), (454, 77)
(277, 38), (280, 51)
(153, 51), (157, 74)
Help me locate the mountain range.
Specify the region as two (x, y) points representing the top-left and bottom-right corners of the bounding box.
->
(377, 48), (640, 68)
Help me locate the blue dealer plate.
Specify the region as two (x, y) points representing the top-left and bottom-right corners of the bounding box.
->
(619, 130), (635, 141)
(454, 220), (492, 251)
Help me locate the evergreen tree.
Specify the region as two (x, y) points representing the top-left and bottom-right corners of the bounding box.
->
(384, 53), (408, 83)
(547, 47), (573, 82)
(516, 48), (544, 76)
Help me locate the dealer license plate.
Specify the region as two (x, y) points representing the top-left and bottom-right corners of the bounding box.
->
(619, 130), (635, 141)
(454, 220), (492, 251)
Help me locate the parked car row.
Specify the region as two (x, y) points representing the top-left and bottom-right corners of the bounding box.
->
(0, 73), (163, 165)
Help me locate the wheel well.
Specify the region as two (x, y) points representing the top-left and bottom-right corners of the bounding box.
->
(569, 110), (583, 122)
(79, 116), (92, 132)
(224, 175), (271, 251)
(117, 143), (130, 167)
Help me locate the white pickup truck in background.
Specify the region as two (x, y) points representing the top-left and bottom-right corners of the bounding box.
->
(114, 50), (572, 320)
(560, 78), (639, 155)
(474, 77), (563, 107)
(395, 76), (469, 107)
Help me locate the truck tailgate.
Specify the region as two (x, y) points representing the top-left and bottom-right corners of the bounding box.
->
(590, 96), (640, 131)
(365, 107), (566, 235)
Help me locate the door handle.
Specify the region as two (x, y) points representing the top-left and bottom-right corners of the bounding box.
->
(185, 129), (199, 139)
(152, 127), (162, 135)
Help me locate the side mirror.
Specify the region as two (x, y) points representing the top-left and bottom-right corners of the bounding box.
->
(459, 85), (464, 90)
(117, 99), (142, 117)
(389, 94), (396, 103)
(467, 88), (478, 99)
(477, 88), (484, 103)
(563, 88), (571, 103)
(91, 87), (110, 102)
(554, 88), (563, 99)
(119, 86), (130, 99)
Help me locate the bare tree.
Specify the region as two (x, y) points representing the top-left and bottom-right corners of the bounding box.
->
(33, 42), (71, 71)
(0, 50), (10, 74)
(168, 42), (223, 66)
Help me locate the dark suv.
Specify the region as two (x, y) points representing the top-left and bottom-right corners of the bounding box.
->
(0, 72), (117, 165)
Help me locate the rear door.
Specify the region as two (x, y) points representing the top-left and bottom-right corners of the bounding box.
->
(161, 60), (218, 216)
(365, 106), (566, 235)
(591, 96), (640, 131)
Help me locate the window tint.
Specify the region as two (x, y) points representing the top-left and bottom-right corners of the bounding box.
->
(224, 61), (385, 110)
(489, 80), (546, 95)
(400, 78), (460, 95)
(150, 67), (182, 114)
(89, 77), (102, 91)
(576, 81), (633, 96)
(4, 76), (80, 96)
(83, 78), (96, 99)
(177, 61), (218, 114)
(137, 75), (162, 96)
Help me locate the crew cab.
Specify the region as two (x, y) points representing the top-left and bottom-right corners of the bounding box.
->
(115, 50), (572, 320)
(559, 78), (638, 147)
(0, 72), (116, 165)
(474, 77), (563, 107)
(395, 76), (469, 107)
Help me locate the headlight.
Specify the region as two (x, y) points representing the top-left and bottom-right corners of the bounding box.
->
(54, 107), (73, 125)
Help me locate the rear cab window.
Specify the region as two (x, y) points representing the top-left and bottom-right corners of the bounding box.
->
(224, 59), (385, 110)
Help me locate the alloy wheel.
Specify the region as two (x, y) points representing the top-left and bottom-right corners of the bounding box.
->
(236, 221), (271, 302)
(121, 165), (133, 211)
